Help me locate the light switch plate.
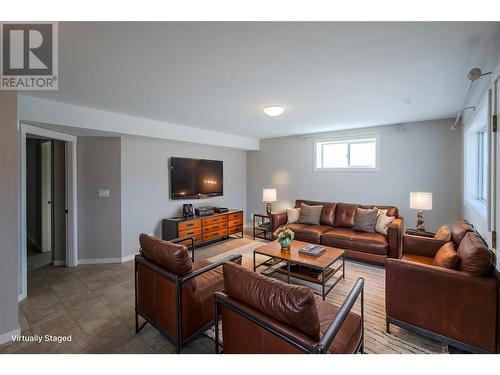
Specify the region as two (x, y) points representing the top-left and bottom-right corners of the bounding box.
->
(98, 189), (110, 198)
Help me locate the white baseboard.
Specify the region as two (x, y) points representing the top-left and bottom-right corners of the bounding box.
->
(121, 253), (138, 263)
(52, 260), (66, 266)
(0, 328), (20, 346)
(78, 253), (139, 265)
(78, 257), (123, 265)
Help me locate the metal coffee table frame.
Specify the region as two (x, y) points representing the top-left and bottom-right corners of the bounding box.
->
(253, 249), (345, 300)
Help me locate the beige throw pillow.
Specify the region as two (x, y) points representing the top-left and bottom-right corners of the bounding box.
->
(297, 203), (323, 225)
(287, 208), (301, 224)
(374, 207), (388, 216)
(375, 214), (395, 235)
(434, 225), (451, 241)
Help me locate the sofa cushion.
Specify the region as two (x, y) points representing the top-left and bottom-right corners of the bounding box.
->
(401, 253), (434, 266)
(353, 207), (378, 233)
(334, 203), (359, 228)
(223, 262), (320, 340)
(315, 296), (362, 354)
(139, 233), (192, 275)
(320, 203), (337, 227)
(321, 228), (388, 255)
(297, 203), (323, 225)
(290, 224), (332, 244)
(451, 219), (474, 246)
(432, 241), (461, 270)
(457, 232), (492, 276)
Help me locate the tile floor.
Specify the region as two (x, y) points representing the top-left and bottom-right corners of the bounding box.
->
(0, 235), (257, 354)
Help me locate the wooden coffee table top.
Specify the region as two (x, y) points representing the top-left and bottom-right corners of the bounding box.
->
(254, 240), (344, 269)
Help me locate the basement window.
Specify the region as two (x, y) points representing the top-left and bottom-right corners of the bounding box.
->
(314, 136), (379, 171)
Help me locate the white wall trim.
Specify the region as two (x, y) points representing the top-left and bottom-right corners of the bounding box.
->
(78, 253), (138, 265)
(0, 328), (20, 346)
(19, 123), (78, 302)
(18, 95), (260, 150)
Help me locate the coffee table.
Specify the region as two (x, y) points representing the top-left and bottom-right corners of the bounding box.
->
(253, 240), (345, 300)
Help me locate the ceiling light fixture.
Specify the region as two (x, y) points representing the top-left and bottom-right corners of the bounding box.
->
(263, 105), (285, 117)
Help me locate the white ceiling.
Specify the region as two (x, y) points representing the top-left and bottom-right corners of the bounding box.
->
(26, 22), (500, 139)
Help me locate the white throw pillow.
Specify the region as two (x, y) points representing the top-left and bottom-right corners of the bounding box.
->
(374, 207), (388, 216)
(375, 214), (395, 235)
(287, 208), (301, 224)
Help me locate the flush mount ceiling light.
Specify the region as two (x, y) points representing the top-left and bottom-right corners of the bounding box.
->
(263, 105), (285, 117)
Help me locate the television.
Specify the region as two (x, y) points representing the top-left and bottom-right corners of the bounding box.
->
(169, 157), (223, 199)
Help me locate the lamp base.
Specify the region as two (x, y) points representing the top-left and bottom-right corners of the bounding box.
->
(416, 210), (425, 232)
(266, 202), (272, 216)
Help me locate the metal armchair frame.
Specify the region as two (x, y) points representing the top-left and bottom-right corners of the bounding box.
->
(134, 235), (242, 353)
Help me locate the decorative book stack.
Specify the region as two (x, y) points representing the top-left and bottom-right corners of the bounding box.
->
(298, 244), (326, 257)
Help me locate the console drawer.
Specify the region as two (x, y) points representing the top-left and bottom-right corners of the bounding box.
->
(203, 222), (227, 233)
(178, 235), (202, 246)
(203, 229), (228, 242)
(228, 212), (243, 221)
(178, 220), (201, 232)
(202, 215), (226, 226)
(227, 225), (243, 235)
(228, 218), (242, 227)
(178, 227), (202, 238)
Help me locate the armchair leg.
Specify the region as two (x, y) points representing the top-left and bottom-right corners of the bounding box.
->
(386, 319), (391, 334)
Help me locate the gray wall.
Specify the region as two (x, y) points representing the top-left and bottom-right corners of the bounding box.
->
(120, 135), (247, 257)
(0, 92), (19, 339)
(53, 140), (67, 263)
(78, 137), (122, 261)
(247, 119), (462, 232)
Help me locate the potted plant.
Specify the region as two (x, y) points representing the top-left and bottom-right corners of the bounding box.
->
(273, 226), (295, 251)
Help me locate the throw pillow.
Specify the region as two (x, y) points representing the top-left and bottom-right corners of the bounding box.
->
(297, 203), (323, 225)
(353, 208), (378, 233)
(457, 232), (492, 276)
(434, 225), (451, 241)
(374, 207), (388, 216)
(287, 208), (301, 224)
(375, 214), (395, 235)
(433, 241), (460, 269)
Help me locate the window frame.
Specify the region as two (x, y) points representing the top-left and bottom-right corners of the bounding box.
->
(313, 134), (380, 172)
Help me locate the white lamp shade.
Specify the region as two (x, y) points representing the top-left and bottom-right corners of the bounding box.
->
(410, 192), (433, 210)
(262, 188), (277, 202)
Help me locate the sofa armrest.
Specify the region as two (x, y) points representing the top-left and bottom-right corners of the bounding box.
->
(386, 258), (498, 352)
(402, 234), (447, 258)
(316, 278), (364, 353)
(270, 211), (287, 234)
(386, 217), (403, 259)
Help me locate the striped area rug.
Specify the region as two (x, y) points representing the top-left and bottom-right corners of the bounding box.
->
(207, 241), (447, 354)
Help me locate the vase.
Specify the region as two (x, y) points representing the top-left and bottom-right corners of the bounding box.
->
(279, 237), (292, 251)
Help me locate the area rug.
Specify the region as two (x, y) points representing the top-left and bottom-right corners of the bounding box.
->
(205, 241), (448, 354)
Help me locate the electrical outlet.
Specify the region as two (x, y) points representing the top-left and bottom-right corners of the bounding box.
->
(98, 189), (110, 198)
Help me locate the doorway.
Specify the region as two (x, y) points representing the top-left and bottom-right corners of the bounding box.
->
(20, 124), (78, 301)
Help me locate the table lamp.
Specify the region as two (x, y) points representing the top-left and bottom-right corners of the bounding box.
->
(262, 188), (277, 216)
(410, 192), (433, 231)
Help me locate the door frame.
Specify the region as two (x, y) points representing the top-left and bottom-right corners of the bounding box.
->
(19, 123), (78, 301)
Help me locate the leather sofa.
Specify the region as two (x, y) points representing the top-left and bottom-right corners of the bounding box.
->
(270, 199), (404, 265)
(386, 219), (500, 353)
(214, 262), (365, 354)
(135, 233), (241, 353)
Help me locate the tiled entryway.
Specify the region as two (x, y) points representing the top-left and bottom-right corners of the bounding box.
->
(0, 236), (256, 354)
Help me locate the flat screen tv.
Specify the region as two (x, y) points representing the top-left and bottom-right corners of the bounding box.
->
(169, 157), (223, 199)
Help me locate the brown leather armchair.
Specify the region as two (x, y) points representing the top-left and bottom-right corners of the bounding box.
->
(135, 233), (241, 353)
(386, 222), (499, 353)
(214, 262), (365, 354)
